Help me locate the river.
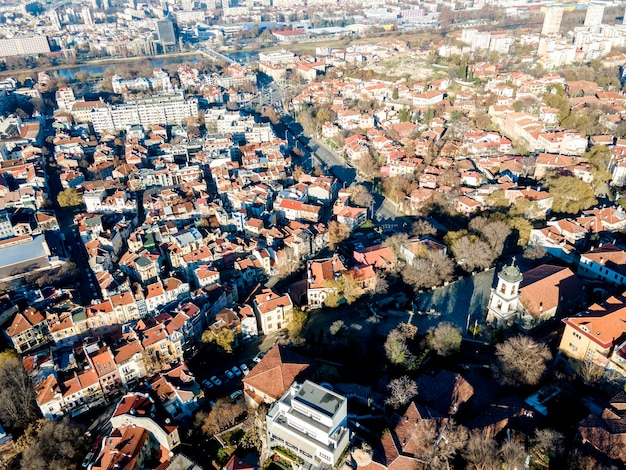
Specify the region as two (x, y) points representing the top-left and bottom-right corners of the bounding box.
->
(53, 55), (205, 80)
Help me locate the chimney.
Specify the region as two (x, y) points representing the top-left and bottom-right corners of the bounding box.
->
(539, 302), (543, 313)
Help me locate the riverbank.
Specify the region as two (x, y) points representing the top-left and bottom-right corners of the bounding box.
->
(0, 51), (201, 78)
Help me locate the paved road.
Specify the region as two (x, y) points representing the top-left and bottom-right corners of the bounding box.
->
(42, 119), (99, 303)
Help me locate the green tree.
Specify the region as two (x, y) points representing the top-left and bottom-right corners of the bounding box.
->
(57, 188), (83, 208)
(287, 307), (307, 338)
(392, 87), (399, 100)
(507, 216), (533, 246)
(202, 328), (236, 354)
(384, 323), (418, 369)
(323, 274), (363, 307)
(399, 107), (411, 123)
(485, 191), (510, 211)
(328, 220), (351, 251)
(548, 176), (597, 214)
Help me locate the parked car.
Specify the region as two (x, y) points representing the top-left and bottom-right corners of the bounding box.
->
(230, 390), (243, 401)
(231, 366), (242, 377)
(253, 351), (266, 363)
(224, 369), (235, 381)
(210, 376), (222, 387)
(240, 364), (249, 375)
(202, 379), (214, 389)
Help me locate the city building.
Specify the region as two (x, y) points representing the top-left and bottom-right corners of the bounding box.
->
(0, 36), (50, 58)
(266, 380), (350, 467)
(541, 6), (564, 35)
(584, 3), (605, 27)
(156, 17), (178, 50)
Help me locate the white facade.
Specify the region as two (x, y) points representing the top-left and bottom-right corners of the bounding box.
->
(486, 263), (522, 325)
(90, 93), (198, 133)
(266, 381), (350, 467)
(541, 6), (563, 35)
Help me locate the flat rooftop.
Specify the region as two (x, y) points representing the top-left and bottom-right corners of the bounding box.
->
(293, 380), (345, 418)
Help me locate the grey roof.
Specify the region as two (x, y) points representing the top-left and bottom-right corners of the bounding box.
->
(294, 380), (346, 417)
(0, 235), (48, 268)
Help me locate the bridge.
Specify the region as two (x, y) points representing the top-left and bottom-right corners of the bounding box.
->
(196, 45), (236, 66)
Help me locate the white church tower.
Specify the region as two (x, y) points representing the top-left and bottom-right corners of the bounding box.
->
(487, 259), (522, 325)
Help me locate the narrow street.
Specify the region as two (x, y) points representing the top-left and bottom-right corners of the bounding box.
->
(42, 119), (99, 303)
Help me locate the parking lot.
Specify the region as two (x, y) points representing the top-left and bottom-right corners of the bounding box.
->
(190, 333), (278, 404)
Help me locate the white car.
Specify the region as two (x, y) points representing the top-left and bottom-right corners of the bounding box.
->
(224, 369), (235, 381)
(240, 364), (249, 376)
(202, 379), (214, 389)
(231, 366), (242, 377)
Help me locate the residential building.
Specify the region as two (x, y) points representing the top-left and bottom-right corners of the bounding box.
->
(109, 392), (181, 451)
(559, 294), (626, 377)
(578, 391), (626, 465)
(542, 6), (564, 35)
(5, 307), (48, 353)
(243, 344), (312, 407)
(266, 380), (349, 467)
(577, 244), (626, 288)
(306, 255), (346, 307)
(252, 288), (293, 335)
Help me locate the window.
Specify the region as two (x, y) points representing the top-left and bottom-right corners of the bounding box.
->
(569, 343), (578, 352)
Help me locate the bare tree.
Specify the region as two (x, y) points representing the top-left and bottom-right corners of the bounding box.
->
(411, 419), (469, 469)
(499, 438), (528, 470)
(451, 236), (494, 272)
(373, 271), (389, 294)
(479, 221), (511, 258)
(403, 251), (454, 290)
(0, 353), (40, 433)
(431, 421), (469, 469)
(531, 428), (564, 466)
(463, 432), (500, 470)
(495, 335), (552, 386)
(328, 220), (351, 251)
(347, 184), (374, 208)
(382, 233), (409, 260)
(329, 320), (345, 336)
(19, 418), (87, 470)
(240, 405), (268, 452)
(427, 322), (462, 356)
(523, 244), (546, 261)
(411, 219), (437, 237)
(201, 398), (245, 436)
(386, 376), (418, 408)
(578, 358), (608, 386)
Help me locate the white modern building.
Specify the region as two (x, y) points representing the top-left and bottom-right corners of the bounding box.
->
(584, 3), (605, 27)
(266, 380), (350, 468)
(541, 6), (563, 35)
(90, 92), (198, 133)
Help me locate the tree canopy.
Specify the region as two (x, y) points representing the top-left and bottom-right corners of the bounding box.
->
(57, 188), (83, 208)
(548, 176), (597, 214)
(495, 335), (552, 386)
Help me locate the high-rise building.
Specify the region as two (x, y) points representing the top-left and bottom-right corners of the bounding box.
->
(181, 0), (195, 11)
(156, 17), (177, 47)
(541, 5), (564, 35)
(82, 7), (93, 25)
(584, 3), (605, 27)
(48, 10), (61, 31)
